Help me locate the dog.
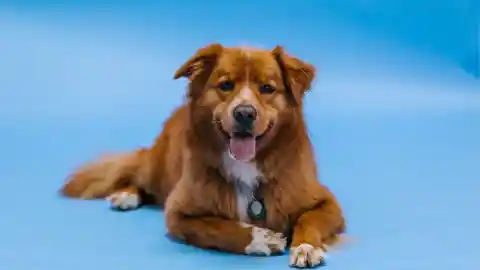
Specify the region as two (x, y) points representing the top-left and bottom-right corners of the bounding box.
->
(60, 43), (346, 268)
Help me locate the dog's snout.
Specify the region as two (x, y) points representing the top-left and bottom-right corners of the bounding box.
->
(233, 105), (257, 126)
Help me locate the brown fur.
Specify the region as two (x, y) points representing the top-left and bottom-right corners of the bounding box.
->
(60, 43), (346, 263)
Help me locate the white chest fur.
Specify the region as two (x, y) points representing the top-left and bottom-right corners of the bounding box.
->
(222, 151), (262, 222)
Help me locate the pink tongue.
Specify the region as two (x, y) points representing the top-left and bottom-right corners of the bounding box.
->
(229, 137), (256, 161)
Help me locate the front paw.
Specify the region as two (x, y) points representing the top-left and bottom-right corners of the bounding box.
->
(289, 243), (326, 268)
(241, 223), (287, 256)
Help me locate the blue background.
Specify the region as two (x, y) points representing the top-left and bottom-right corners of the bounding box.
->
(0, 1), (479, 270)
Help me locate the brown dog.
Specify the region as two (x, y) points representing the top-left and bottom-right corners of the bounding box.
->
(60, 43), (346, 268)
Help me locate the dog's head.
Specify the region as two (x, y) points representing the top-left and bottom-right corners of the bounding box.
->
(174, 44), (316, 162)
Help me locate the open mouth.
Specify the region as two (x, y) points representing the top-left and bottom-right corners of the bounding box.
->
(217, 122), (273, 162)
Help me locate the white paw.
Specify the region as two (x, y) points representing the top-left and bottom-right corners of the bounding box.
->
(244, 225), (287, 256)
(107, 191), (140, 210)
(289, 243), (326, 268)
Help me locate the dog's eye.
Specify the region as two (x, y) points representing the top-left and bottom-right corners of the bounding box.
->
(259, 84), (276, 94)
(218, 81), (235, 92)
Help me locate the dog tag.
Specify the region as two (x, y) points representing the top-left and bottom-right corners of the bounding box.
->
(247, 199), (266, 220)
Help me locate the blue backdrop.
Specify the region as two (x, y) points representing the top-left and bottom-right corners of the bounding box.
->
(1, 0), (478, 76)
(1, 1), (479, 270)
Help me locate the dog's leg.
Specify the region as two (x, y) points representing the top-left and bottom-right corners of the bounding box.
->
(167, 215), (287, 256)
(106, 186), (142, 211)
(289, 196), (345, 268)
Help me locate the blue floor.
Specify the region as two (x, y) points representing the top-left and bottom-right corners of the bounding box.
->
(1, 6), (480, 270)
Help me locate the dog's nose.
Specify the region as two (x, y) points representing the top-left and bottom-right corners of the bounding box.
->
(233, 105), (257, 127)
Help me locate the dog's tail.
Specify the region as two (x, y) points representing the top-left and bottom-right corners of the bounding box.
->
(59, 148), (149, 199)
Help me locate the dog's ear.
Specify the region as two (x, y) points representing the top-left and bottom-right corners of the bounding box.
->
(272, 46), (316, 105)
(174, 43), (224, 81)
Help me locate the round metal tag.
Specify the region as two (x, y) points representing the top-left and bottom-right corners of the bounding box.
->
(247, 199), (266, 220)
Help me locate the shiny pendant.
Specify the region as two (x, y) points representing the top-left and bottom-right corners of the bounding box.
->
(247, 199), (266, 220)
